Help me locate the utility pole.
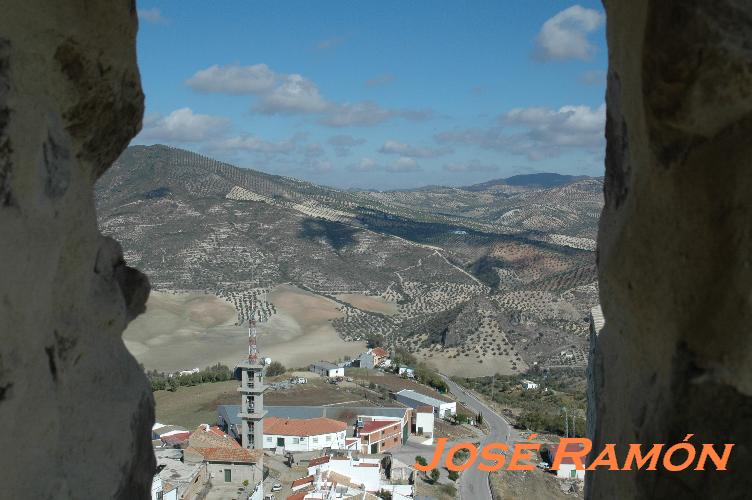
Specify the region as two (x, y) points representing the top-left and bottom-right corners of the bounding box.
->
(563, 407), (569, 438)
(490, 373), (496, 402)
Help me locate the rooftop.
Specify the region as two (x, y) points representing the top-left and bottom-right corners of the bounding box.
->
(292, 475), (315, 488)
(416, 405), (433, 414)
(308, 456), (330, 467)
(360, 420), (399, 434)
(370, 347), (389, 358)
(395, 389), (453, 406)
(548, 442), (588, 466)
(311, 360), (340, 370)
(265, 416), (347, 437)
(219, 405), (409, 427)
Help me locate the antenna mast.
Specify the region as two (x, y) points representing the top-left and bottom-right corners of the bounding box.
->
(248, 319), (258, 364)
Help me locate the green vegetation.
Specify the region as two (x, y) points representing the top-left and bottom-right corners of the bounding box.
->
(430, 469), (440, 483)
(145, 363), (233, 392)
(378, 490), (392, 500)
(448, 470), (459, 481)
(439, 484), (457, 497)
(415, 456), (428, 467)
(265, 361), (286, 377)
(453, 369), (586, 436)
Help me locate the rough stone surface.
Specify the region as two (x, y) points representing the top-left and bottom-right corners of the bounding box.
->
(590, 1), (752, 498)
(0, 2), (154, 499)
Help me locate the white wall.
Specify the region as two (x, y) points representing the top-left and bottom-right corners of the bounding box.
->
(415, 412), (434, 442)
(556, 463), (585, 480)
(309, 458), (381, 492)
(263, 430), (347, 451)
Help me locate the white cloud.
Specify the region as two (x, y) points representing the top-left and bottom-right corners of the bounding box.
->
(348, 158), (381, 172)
(186, 63), (431, 128)
(379, 139), (451, 158)
(443, 161), (498, 173)
(208, 135), (296, 154)
(138, 8), (165, 24)
(386, 157), (421, 173)
(365, 74), (395, 88)
(186, 64), (277, 95)
(436, 103), (605, 160)
(255, 74), (329, 114)
(139, 108), (230, 143)
(534, 5), (604, 62)
(303, 143), (325, 158)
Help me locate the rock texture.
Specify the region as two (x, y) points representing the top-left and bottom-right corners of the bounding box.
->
(0, 1), (154, 499)
(590, 1), (752, 497)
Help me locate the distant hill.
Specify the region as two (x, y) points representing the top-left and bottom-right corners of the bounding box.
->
(96, 145), (602, 373)
(466, 172), (592, 191)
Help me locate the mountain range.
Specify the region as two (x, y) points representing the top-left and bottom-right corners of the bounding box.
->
(96, 145), (602, 374)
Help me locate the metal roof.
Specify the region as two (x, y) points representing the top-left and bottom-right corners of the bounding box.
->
(218, 405), (409, 426)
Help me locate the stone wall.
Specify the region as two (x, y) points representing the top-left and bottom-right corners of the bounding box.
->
(0, 1), (154, 498)
(590, 0), (752, 497)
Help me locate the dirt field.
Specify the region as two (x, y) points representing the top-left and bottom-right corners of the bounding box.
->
(346, 369), (452, 402)
(154, 380), (238, 429)
(422, 350), (521, 378)
(154, 378), (385, 429)
(123, 285), (366, 372)
(490, 469), (582, 499)
(336, 293), (399, 315)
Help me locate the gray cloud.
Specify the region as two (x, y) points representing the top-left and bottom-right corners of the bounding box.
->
(580, 69), (606, 86)
(379, 139), (451, 158)
(138, 8), (165, 24)
(208, 134), (297, 154)
(386, 157), (421, 173)
(348, 158), (381, 172)
(443, 161), (499, 173)
(316, 36), (345, 50)
(533, 5), (604, 62)
(436, 104), (605, 160)
(365, 74), (395, 88)
(328, 135), (366, 156)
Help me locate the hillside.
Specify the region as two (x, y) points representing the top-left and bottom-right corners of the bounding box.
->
(96, 145), (602, 376)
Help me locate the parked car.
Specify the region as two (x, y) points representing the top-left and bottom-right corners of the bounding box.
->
(537, 461), (550, 470)
(271, 483), (282, 492)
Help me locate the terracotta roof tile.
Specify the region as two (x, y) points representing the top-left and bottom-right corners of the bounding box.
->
(416, 405), (434, 414)
(361, 420), (400, 434)
(308, 456), (330, 467)
(371, 347), (389, 357)
(291, 475), (314, 488)
(265, 417), (346, 437)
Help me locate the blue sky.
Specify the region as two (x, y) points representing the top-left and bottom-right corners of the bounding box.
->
(134, 1), (607, 190)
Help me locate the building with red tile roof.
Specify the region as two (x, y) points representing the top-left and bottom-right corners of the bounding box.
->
(264, 417), (348, 452)
(356, 418), (403, 454)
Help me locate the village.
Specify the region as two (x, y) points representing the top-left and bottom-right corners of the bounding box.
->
(148, 336), (591, 500)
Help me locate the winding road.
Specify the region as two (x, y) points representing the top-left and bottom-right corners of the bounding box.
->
(442, 375), (514, 500)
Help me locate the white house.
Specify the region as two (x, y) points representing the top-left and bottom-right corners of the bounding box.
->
(397, 366), (415, 378)
(394, 389), (456, 418)
(414, 405), (435, 444)
(521, 379), (539, 390)
(548, 443), (586, 480)
(307, 455), (382, 492)
(150, 474), (178, 500)
(309, 361), (344, 378)
(263, 417), (347, 451)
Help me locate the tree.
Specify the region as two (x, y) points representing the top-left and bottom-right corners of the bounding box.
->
(448, 470), (459, 481)
(415, 456), (428, 467)
(430, 468), (440, 483)
(378, 490), (393, 500)
(266, 361), (286, 377)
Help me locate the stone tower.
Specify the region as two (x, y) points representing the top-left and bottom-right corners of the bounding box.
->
(238, 321), (267, 450)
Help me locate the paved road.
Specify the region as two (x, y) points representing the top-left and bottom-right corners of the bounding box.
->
(442, 375), (513, 500)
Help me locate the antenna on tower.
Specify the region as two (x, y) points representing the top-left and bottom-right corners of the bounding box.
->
(248, 319), (258, 364)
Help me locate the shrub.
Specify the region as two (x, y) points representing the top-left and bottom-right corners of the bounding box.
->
(265, 361), (286, 377)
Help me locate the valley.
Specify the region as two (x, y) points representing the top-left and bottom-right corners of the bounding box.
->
(98, 145), (602, 377)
